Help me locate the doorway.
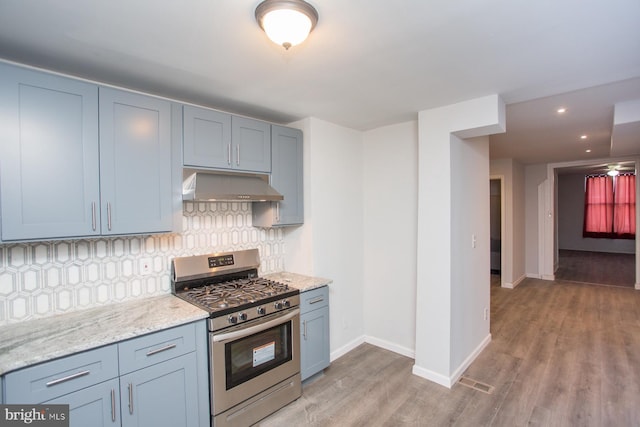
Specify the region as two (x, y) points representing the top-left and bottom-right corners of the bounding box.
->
(539, 158), (640, 288)
(490, 179), (501, 275)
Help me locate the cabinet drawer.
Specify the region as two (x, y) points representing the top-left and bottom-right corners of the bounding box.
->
(118, 323), (197, 374)
(300, 286), (329, 313)
(4, 344), (118, 404)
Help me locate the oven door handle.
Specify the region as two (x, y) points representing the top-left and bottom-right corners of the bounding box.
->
(212, 309), (300, 343)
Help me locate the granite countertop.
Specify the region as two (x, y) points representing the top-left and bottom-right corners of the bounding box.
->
(265, 271), (332, 292)
(0, 294), (208, 375)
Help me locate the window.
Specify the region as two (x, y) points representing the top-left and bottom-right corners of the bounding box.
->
(583, 174), (636, 239)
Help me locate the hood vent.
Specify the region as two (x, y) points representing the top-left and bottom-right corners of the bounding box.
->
(182, 171), (283, 202)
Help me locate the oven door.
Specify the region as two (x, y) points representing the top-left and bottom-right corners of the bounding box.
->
(210, 308), (300, 415)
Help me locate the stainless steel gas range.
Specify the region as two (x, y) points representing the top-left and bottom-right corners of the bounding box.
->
(171, 249), (301, 427)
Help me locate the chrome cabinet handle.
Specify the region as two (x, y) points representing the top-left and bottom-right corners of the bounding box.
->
(227, 144), (232, 165)
(309, 296), (324, 305)
(128, 383), (134, 414)
(107, 202), (112, 231)
(91, 202), (97, 231)
(111, 388), (116, 422)
(236, 145), (240, 166)
(276, 202), (280, 222)
(146, 343), (177, 357)
(303, 320), (307, 340)
(45, 370), (90, 387)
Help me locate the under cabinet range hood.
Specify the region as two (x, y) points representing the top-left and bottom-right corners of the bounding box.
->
(182, 171), (283, 202)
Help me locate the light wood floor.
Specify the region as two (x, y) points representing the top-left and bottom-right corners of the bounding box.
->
(259, 277), (640, 426)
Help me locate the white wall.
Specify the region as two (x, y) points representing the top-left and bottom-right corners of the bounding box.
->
(362, 121), (418, 357)
(283, 117), (366, 359)
(450, 135), (491, 371)
(414, 95), (504, 388)
(558, 173), (635, 253)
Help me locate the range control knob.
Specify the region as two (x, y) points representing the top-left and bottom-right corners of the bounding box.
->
(257, 306), (266, 315)
(282, 299), (291, 308)
(228, 315), (238, 324)
(238, 312), (247, 321)
(274, 301), (283, 310)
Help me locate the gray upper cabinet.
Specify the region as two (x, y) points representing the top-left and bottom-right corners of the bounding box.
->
(183, 105), (231, 169)
(98, 87), (173, 235)
(0, 62), (101, 240)
(231, 116), (271, 173)
(253, 125), (304, 227)
(183, 105), (271, 173)
(0, 63), (174, 241)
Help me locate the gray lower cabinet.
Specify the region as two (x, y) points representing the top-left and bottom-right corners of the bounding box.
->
(46, 378), (121, 426)
(183, 104), (271, 173)
(3, 321), (208, 427)
(253, 125), (304, 227)
(300, 286), (330, 381)
(120, 354), (199, 427)
(0, 62), (174, 241)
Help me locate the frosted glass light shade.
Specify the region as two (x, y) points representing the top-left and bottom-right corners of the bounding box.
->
(256, 0), (318, 50)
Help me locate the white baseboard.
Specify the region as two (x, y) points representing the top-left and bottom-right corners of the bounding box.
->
(412, 333), (492, 389)
(412, 364), (453, 388)
(449, 333), (492, 385)
(636, 283), (640, 290)
(541, 274), (555, 281)
(504, 274), (526, 289)
(330, 335), (365, 362)
(526, 273), (541, 279)
(364, 336), (415, 359)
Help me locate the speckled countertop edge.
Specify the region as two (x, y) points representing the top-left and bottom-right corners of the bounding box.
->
(0, 294), (208, 375)
(265, 272), (332, 292)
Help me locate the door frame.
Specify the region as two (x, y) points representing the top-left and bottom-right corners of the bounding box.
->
(490, 175), (506, 287)
(540, 156), (640, 288)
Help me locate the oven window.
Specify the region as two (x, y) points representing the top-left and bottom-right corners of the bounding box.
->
(225, 321), (292, 390)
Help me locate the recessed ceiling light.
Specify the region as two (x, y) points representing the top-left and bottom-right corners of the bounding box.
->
(557, 108), (567, 113)
(580, 135), (587, 140)
(585, 149), (591, 153)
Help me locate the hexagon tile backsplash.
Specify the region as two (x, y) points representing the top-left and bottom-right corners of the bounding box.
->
(0, 202), (285, 325)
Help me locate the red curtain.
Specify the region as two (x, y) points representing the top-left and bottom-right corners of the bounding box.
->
(583, 176), (614, 237)
(613, 174), (636, 237)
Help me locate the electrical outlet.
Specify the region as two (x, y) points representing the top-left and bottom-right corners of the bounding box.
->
(483, 307), (489, 320)
(472, 234), (477, 248)
(140, 258), (152, 275)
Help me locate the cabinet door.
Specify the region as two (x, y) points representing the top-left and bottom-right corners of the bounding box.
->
(0, 62), (100, 241)
(99, 87), (173, 235)
(120, 353), (201, 427)
(300, 305), (330, 381)
(252, 126), (303, 227)
(45, 378), (120, 427)
(271, 126), (303, 225)
(231, 116), (271, 173)
(183, 105), (232, 169)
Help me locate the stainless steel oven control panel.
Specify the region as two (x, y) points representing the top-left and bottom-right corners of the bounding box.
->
(208, 294), (300, 332)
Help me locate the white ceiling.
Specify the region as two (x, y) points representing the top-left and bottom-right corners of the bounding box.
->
(0, 0), (639, 164)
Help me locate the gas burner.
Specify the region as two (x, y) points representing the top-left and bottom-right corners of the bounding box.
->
(171, 249), (300, 329)
(180, 277), (291, 313)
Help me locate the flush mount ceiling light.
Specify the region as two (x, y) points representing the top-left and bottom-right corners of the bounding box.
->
(255, 0), (318, 50)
